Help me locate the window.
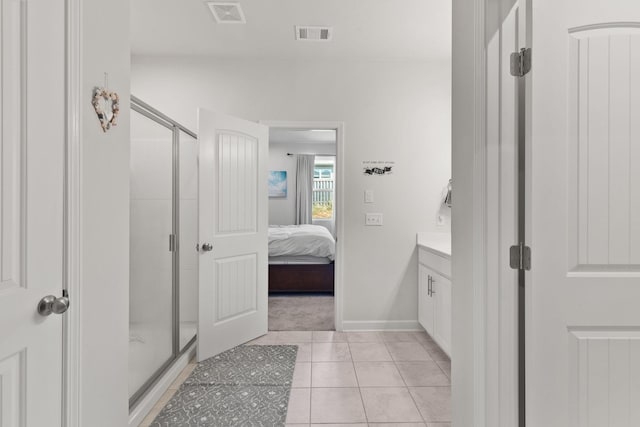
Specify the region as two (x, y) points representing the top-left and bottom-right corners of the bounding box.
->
(312, 161), (334, 219)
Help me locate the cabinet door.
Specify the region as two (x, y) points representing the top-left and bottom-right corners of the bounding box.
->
(432, 271), (452, 356)
(418, 264), (435, 335)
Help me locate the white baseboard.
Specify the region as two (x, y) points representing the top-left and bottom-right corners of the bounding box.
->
(129, 343), (197, 427)
(341, 320), (423, 331)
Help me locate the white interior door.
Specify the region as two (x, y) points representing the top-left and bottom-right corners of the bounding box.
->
(0, 0), (66, 425)
(528, 1), (640, 425)
(197, 110), (268, 362)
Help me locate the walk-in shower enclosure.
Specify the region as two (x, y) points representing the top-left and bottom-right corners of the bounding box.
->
(129, 96), (197, 407)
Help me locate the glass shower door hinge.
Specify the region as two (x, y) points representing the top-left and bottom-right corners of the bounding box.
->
(510, 243), (531, 271)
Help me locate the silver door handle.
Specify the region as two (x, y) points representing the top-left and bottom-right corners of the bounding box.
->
(201, 243), (213, 252)
(430, 276), (436, 295)
(427, 275), (432, 297)
(37, 291), (70, 316)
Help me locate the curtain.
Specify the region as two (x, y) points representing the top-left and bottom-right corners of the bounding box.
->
(295, 154), (315, 224)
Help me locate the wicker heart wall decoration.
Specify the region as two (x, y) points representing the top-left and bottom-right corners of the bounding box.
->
(92, 87), (120, 132)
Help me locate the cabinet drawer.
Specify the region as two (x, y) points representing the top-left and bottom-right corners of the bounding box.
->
(418, 247), (451, 278)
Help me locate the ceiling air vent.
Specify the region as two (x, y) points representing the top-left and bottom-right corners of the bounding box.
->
(295, 26), (333, 41)
(206, 2), (246, 24)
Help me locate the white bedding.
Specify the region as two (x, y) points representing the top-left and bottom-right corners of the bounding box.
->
(268, 224), (335, 261)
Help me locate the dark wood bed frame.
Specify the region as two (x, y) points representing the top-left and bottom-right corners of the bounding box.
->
(268, 262), (335, 294)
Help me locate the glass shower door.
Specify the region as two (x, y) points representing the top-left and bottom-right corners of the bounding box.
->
(129, 109), (175, 401)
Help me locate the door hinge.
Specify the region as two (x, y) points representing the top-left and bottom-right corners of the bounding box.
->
(510, 243), (531, 271)
(510, 48), (532, 77)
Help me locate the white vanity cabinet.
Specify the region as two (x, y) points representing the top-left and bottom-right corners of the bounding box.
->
(417, 233), (452, 357)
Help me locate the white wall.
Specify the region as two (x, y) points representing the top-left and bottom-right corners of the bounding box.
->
(80, 0), (130, 424)
(268, 142), (336, 227)
(131, 56), (451, 328)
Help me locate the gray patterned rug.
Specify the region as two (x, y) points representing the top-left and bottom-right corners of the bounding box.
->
(150, 345), (297, 426)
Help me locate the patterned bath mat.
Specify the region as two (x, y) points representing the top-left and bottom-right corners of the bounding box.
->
(150, 345), (297, 427)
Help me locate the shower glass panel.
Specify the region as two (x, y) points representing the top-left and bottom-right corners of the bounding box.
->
(129, 96), (199, 409)
(179, 130), (198, 351)
(129, 109), (175, 400)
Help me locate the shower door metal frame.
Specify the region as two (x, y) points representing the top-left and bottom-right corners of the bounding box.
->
(129, 96), (197, 409)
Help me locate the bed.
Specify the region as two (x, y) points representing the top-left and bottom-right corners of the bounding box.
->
(268, 224), (335, 294)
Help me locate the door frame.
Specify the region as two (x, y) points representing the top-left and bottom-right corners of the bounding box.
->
(452, 0), (522, 425)
(260, 120), (345, 331)
(64, 0), (82, 424)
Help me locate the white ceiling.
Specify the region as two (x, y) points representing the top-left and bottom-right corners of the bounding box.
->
(131, 0), (451, 61)
(269, 128), (336, 144)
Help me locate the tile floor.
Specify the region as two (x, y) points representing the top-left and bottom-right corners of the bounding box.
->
(140, 331), (451, 427)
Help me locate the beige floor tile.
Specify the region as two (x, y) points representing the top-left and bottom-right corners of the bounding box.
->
(354, 361), (405, 387)
(346, 331), (383, 342)
(311, 362), (358, 387)
(349, 342), (392, 361)
(409, 386), (451, 422)
(427, 423), (451, 427)
(312, 331), (348, 342)
(426, 346), (450, 362)
(246, 331), (279, 345)
(310, 424), (367, 427)
(386, 342), (433, 361)
(370, 423), (426, 426)
(155, 387), (177, 407)
(379, 331), (419, 342)
(396, 361), (450, 386)
(311, 342), (352, 362)
(310, 424), (368, 427)
(435, 360), (451, 378)
(291, 342), (313, 362)
(413, 331), (437, 344)
(292, 362), (312, 388)
(286, 424), (310, 427)
(419, 339), (447, 353)
(168, 363), (196, 389)
(138, 406), (162, 427)
(310, 388), (366, 424)
(360, 387), (423, 423)
(278, 331), (314, 343)
(286, 388), (311, 424)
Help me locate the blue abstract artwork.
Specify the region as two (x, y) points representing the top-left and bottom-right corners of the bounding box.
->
(268, 171), (287, 198)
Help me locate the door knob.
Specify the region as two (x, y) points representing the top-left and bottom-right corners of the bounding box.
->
(201, 243), (213, 252)
(37, 291), (70, 316)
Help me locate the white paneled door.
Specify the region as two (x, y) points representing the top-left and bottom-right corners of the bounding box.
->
(528, 1), (640, 426)
(197, 110), (268, 361)
(0, 0), (66, 425)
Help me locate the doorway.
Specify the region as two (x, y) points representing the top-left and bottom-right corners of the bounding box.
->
(263, 122), (344, 332)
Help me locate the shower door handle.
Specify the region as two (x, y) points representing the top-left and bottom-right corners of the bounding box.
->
(201, 243), (213, 252)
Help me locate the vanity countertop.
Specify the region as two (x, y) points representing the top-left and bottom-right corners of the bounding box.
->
(416, 232), (451, 258)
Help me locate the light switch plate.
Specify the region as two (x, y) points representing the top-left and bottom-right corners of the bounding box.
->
(364, 190), (374, 203)
(365, 213), (383, 226)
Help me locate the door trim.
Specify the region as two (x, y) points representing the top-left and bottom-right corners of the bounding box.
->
(64, 0), (82, 424)
(259, 120), (345, 331)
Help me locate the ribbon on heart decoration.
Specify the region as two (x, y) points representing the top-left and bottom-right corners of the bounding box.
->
(92, 87), (120, 132)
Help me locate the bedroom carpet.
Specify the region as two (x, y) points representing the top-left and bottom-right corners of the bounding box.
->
(268, 295), (334, 331)
(149, 345), (297, 426)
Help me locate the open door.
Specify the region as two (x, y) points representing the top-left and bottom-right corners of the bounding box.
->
(197, 110), (269, 362)
(528, 1), (640, 425)
(0, 0), (66, 425)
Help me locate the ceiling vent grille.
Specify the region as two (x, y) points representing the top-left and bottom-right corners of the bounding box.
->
(295, 26), (333, 41)
(206, 2), (246, 24)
